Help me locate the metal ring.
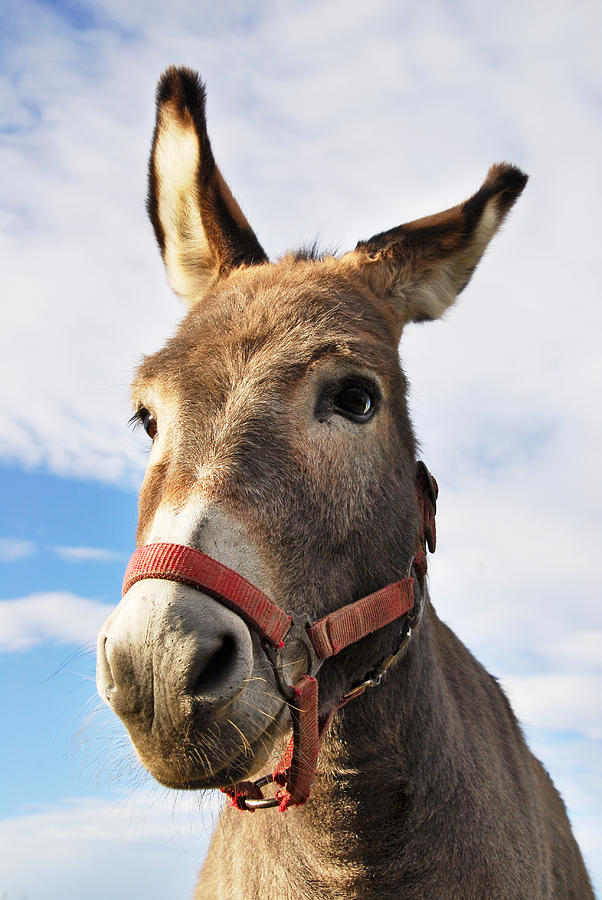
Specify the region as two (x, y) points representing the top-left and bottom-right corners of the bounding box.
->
(238, 774), (281, 810)
(243, 795), (280, 810)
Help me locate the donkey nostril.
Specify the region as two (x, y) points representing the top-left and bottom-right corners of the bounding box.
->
(98, 634), (116, 703)
(188, 634), (239, 699)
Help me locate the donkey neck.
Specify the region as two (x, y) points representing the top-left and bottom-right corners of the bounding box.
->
(306, 599), (466, 838)
(201, 600), (475, 899)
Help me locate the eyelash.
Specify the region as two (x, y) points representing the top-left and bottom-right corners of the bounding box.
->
(129, 407), (157, 440)
(128, 412), (142, 431)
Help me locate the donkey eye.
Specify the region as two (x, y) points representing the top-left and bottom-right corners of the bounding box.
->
(139, 407), (157, 440)
(333, 382), (377, 422)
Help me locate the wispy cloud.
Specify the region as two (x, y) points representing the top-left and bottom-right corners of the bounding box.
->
(0, 790), (222, 900)
(51, 545), (126, 562)
(0, 593), (114, 651)
(0, 537), (35, 561)
(503, 674), (602, 741)
(1, 0), (600, 494)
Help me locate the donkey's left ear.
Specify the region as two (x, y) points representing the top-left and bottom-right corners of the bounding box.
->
(147, 67), (267, 307)
(348, 164), (528, 333)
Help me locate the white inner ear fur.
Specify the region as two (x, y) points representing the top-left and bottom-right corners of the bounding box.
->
(154, 102), (214, 304)
(392, 197), (501, 324)
(397, 198), (502, 323)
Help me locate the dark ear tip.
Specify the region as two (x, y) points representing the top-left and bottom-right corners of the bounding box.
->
(486, 162), (529, 211)
(155, 66), (207, 114)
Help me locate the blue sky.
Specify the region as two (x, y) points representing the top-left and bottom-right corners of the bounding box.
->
(0, 469), (127, 807)
(1, 0), (601, 896)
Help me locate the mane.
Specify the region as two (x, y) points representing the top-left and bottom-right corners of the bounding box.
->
(293, 242), (334, 262)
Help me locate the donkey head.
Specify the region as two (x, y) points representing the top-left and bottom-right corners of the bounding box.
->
(97, 68), (526, 792)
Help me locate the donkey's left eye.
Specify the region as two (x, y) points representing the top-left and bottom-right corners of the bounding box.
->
(333, 383), (377, 422)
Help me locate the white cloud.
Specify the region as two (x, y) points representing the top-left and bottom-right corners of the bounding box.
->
(1, 0), (600, 492)
(0, 790), (222, 900)
(0, 537), (35, 561)
(503, 674), (602, 741)
(0, 593), (114, 651)
(52, 545), (126, 562)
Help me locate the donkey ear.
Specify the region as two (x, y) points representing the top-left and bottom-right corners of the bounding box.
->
(349, 164), (528, 332)
(147, 67), (267, 306)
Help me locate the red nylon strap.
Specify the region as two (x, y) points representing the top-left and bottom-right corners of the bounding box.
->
(122, 542), (292, 648)
(273, 679), (357, 811)
(273, 675), (320, 809)
(307, 579), (414, 659)
(222, 779), (265, 810)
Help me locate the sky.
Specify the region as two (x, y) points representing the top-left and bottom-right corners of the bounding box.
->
(1, 0), (601, 896)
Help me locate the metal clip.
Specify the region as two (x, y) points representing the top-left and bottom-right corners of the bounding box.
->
(342, 622), (414, 702)
(239, 774), (281, 810)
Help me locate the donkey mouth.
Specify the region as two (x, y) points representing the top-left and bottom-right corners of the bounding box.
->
(128, 696), (290, 791)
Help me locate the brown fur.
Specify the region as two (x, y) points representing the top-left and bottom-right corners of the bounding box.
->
(97, 68), (593, 898)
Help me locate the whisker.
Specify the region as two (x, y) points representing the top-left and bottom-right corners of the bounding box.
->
(238, 696), (279, 723)
(48, 643), (96, 679)
(227, 718), (253, 757)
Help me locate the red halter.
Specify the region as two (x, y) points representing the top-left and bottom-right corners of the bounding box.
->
(122, 462), (437, 811)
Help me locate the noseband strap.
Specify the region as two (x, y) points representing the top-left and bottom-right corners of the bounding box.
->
(122, 461), (438, 812)
(122, 541), (293, 648)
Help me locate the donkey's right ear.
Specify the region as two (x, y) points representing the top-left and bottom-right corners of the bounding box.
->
(147, 67), (267, 307)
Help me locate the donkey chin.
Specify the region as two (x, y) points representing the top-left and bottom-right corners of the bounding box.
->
(97, 576), (290, 790)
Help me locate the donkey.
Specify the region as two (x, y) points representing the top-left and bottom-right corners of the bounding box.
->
(97, 67), (593, 899)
